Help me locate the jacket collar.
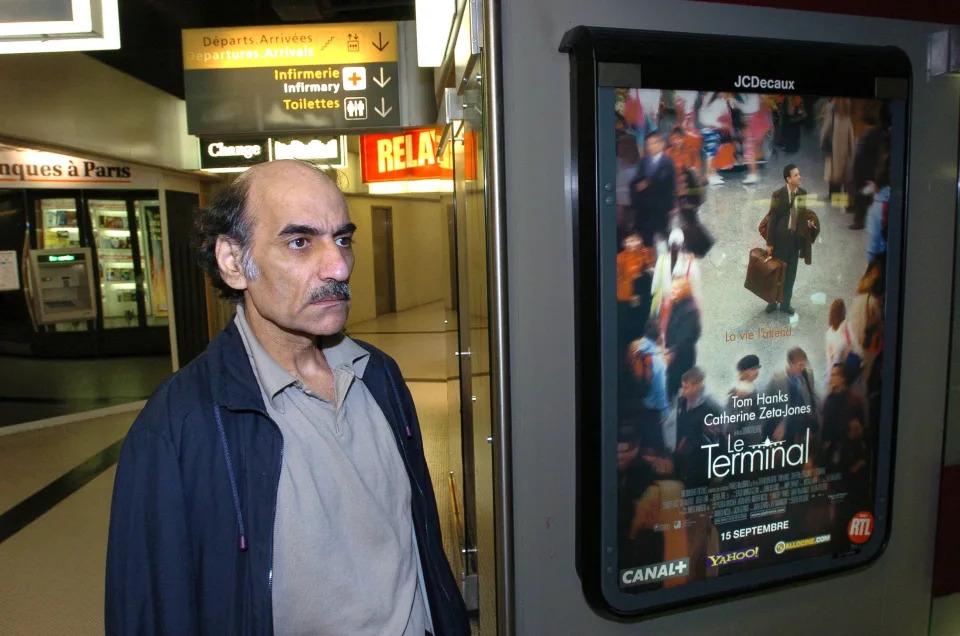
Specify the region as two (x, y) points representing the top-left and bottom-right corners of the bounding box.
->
(208, 318), (269, 414)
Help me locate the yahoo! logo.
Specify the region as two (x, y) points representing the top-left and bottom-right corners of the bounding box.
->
(706, 546), (759, 568)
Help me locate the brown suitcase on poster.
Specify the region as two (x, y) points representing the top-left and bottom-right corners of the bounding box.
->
(744, 248), (786, 304)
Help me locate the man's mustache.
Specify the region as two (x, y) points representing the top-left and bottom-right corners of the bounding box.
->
(306, 281), (351, 303)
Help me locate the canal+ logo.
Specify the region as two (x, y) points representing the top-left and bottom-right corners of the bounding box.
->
(847, 511), (875, 545)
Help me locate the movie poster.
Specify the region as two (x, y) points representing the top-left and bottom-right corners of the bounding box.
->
(612, 88), (893, 592)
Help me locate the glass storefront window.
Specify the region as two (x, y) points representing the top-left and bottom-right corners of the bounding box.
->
(89, 199), (138, 329)
(134, 199), (168, 327)
(36, 198), (80, 249)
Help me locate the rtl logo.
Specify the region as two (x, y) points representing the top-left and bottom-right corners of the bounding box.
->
(847, 511), (875, 544)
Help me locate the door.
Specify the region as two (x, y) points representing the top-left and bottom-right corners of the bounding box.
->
(133, 199), (168, 327)
(450, 55), (497, 634)
(165, 190), (207, 366)
(88, 197), (143, 329)
(371, 205), (397, 316)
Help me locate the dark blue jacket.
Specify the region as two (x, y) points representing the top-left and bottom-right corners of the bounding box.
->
(105, 320), (469, 635)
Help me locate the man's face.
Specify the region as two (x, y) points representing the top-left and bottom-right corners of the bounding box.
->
(670, 277), (689, 301)
(617, 442), (639, 471)
(788, 356), (807, 377)
(787, 167), (802, 190)
(227, 162), (356, 337)
(646, 135), (665, 157)
(618, 136), (639, 162)
(828, 365), (845, 391)
(847, 418), (863, 440)
(624, 234), (643, 251)
(681, 378), (702, 403)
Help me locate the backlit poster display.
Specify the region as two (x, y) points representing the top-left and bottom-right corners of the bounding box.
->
(562, 28), (909, 616)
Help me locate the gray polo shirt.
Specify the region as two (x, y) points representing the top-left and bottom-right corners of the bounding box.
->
(235, 305), (430, 635)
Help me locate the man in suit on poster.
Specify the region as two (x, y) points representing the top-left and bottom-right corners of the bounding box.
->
(631, 130), (676, 246)
(764, 164), (818, 315)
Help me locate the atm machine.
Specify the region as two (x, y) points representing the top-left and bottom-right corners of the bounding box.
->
(27, 248), (97, 324)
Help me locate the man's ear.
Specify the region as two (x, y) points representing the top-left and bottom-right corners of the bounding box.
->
(215, 237), (249, 292)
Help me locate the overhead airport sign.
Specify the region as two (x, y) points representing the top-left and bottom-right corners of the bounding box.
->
(182, 22), (402, 135)
(272, 135), (346, 167)
(200, 137), (269, 170)
(199, 135), (347, 171)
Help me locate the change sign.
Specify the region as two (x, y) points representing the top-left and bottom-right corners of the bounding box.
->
(182, 22), (402, 135)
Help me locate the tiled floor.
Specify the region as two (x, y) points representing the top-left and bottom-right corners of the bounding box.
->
(0, 468), (116, 635)
(0, 301), (496, 635)
(0, 409), (137, 512)
(0, 354), (171, 428)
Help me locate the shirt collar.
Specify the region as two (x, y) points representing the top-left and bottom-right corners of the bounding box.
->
(234, 303), (370, 409)
(235, 304), (298, 408)
(687, 390), (706, 410)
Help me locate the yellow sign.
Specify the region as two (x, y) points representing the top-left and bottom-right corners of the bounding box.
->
(182, 22), (398, 70)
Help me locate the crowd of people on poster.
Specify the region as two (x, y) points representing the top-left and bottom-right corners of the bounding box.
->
(613, 87), (892, 590)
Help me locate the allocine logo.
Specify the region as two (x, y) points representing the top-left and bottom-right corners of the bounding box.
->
(733, 75), (796, 90)
(620, 558), (688, 587)
(706, 546), (759, 568)
(775, 534), (830, 554)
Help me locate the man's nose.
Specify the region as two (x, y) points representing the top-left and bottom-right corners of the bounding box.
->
(317, 242), (351, 281)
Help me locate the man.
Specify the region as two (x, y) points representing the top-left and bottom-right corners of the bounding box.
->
(850, 112), (884, 230)
(616, 427), (665, 583)
(664, 276), (701, 400)
(764, 164), (819, 315)
(764, 346), (818, 444)
(105, 160), (468, 635)
(820, 362), (866, 464)
(631, 130), (676, 246)
(673, 367), (723, 489)
(616, 232), (654, 353)
(623, 319), (669, 453)
(725, 354), (763, 441)
(615, 133), (641, 246)
(672, 367), (722, 581)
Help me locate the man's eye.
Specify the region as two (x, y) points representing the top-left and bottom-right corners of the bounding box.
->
(289, 237), (309, 249)
(335, 236), (353, 248)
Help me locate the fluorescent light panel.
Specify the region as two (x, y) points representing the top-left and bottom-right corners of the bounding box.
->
(415, 0), (455, 67)
(0, 0), (119, 54)
(0, 0), (91, 36)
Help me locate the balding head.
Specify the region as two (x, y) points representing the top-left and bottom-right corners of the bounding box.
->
(198, 160), (356, 338)
(195, 160), (346, 301)
(241, 160), (346, 226)
(670, 276), (692, 301)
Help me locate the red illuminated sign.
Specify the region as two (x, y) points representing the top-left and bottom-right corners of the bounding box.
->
(360, 128), (476, 183)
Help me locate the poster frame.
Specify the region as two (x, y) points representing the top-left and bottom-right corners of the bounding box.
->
(560, 26), (911, 617)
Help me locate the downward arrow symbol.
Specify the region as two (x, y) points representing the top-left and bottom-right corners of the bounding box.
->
(374, 97), (393, 118)
(372, 67), (392, 88)
(372, 32), (389, 51)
